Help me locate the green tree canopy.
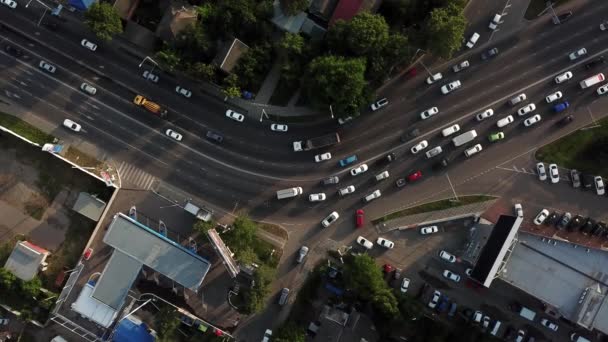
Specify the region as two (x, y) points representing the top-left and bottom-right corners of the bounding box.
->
(224, 215), (257, 254)
(175, 22), (213, 62)
(155, 48), (180, 73)
(193, 220), (215, 235)
(84, 2), (123, 42)
(342, 254), (384, 299)
(372, 288), (401, 319)
(188, 62), (216, 82)
(279, 32), (305, 57)
(19, 277), (41, 299)
(0, 267), (16, 291)
(274, 321), (306, 342)
(304, 55), (367, 117)
(327, 13), (389, 56)
(155, 306), (180, 342)
(425, 3), (467, 58)
(280, 0), (309, 16)
(234, 43), (272, 91)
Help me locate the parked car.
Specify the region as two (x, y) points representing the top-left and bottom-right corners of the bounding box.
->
(545, 211), (560, 226)
(585, 55), (605, 69)
(571, 169), (581, 188)
(582, 173), (595, 188)
(524, 114), (542, 127)
(428, 291), (441, 308)
(411, 140), (429, 154)
(407, 170), (423, 182)
(439, 250), (456, 263)
(553, 11), (572, 24)
(323, 176), (339, 185)
(322, 212), (340, 227)
(315, 153), (332, 162)
(517, 103), (536, 116)
(534, 209), (550, 225)
(296, 246), (309, 263)
(225, 109), (245, 122)
(540, 318), (559, 331)
(420, 226), (439, 235)
(400, 278), (410, 293)
(514, 203), (523, 217)
(452, 60), (470, 72)
(308, 193), (326, 202)
(426, 73), (443, 84)
(356, 236), (374, 249)
(549, 164), (560, 183)
(377, 238), (394, 249)
(581, 219), (596, 235)
(370, 98), (389, 111)
(363, 190), (381, 202)
(83, 247), (93, 260)
(476, 108), (494, 121)
(488, 132), (505, 142)
(355, 209), (364, 228)
(442, 270), (461, 282)
(472, 311), (483, 323)
(339, 155), (358, 167)
(557, 212), (572, 230)
(536, 163), (547, 181)
(595, 176), (606, 195)
(568, 215), (585, 232)
(497, 115), (514, 128)
(0, 0), (17, 8)
(545, 91), (563, 103)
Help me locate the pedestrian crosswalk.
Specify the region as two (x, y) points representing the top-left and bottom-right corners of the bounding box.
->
(117, 161), (157, 190)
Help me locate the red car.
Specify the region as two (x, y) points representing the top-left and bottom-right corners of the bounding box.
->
(407, 170), (423, 182)
(83, 248), (94, 260)
(383, 263), (393, 273)
(355, 209), (365, 228)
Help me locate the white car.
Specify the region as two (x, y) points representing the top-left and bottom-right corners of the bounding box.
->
(356, 236), (373, 249)
(489, 13), (502, 30)
(441, 124), (460, 137)
(428, 291), (441, 308)
(143, 70), (159, 83)
(569, 48), (587, 60)
(338, 116), (353, 125)
(439, 250), (456, 263)
(39, 60), (56, 73)
(426, 73), (443, 84)
(315, 153), (332, 162)
(472, 311), (483, 323)
(410, 140), (428, 154)
(81, 39), (97, 51)
(595, 176), (605, 195)
(165, 129), (183, 141)
(475, 108), (494, 121)
(514, 203), (523, 217)
(175, 86), (192, 98)
(545, 91), (563, 103)
(1, 0), (17, 8)
(350, 164), (369, 176)
(597, 84), (608, 95)
(534, 209), (550, 225)
(601, 21), (608, 31)
(465, 268), (473, 276)
(509, 93), (527, 106)
(441, 80), (461, 94)
(80, 82), (97, 95)
(464, 144), (483, 157)
(364, 189), (381, 202)
(466, 32), (480, 48)
(321, 211), (340, 227)
(309, 193), (326, 202)
(442, 270), (461, 282)
(452, 60), (470, 73)
(482, 316), (491, 329)
(262, 329), (273, 342)
(425, 146), (443, 159)
(555, 71), (573, 84)
(63, 119), (81, 132)
(271, 123), (288, 132)
(420, 107), (439, 120)
(540, 318), (559, 332)
(400, 278), (410, 293)
(524, 114), (541, 127)
(338, 185), (355, 196)
(376, 237), (394, 248)
(517, 103), (536, 116)
(226, 110), (245, 122)
(420, 226), (438, 235)
(371, 98), (389, 111)
(536, 163), (547, 181)
(549, 164), (560, 183)
(496, 115), (514, 128)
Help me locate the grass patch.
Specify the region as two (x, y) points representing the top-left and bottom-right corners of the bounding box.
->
(259, 223), (288, 241)
(0, 111), (54, 145)
(536, 118), (608, 176)
(524, 0), (572, 20)
(64, 146), (103, 170)
(374, 195), (496, 223)
(23, 193), (47, 220)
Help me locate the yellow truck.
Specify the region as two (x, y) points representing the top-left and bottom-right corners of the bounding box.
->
(133, 95), (168, 118)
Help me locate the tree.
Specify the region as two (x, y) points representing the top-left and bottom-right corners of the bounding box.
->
(188, 62), (216, 82)
(175, 23), (213, 62)
(155, 48), (181, 73)
(222, 74), (241, 99)
(278, 32), (305, 57)
(304, 55), (368, 117)
(155, 306), (180, 342)
(425, 3), (467, 59)
(237, 246), (259, 265)
(274, 321), (306, 342)
(342, 254), (384, 299)
(0, 267), (16, 291)
(280, 0), (309, 16)
(372, 288), (400, 319)
(234, 43), (272, 91)
(19, 277), (41, 299)
(224, 215), (257, 254)
(193, 220), (215, 235)
(84, 2), (123, 42)
(244, 264), (276, 313)
(327, 13), (389, 57)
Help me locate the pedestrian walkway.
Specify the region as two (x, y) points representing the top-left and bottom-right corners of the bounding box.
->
(254, 61), (282, 104)
(117, 161), (157, 190)
(376, 198), (498, 233)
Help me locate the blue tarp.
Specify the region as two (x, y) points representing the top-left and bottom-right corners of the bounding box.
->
(113, 317), (155, 342)
(68, 0), (96, 11)
(325, 283), (344, 296)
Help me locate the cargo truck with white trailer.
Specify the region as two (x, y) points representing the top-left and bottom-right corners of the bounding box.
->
(452, 130), (478, 147)
(276, 187), (303, 199)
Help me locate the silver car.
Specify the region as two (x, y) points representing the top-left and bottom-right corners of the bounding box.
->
(296, 246), (309, 263)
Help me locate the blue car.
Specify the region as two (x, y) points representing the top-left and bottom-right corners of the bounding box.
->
(553, 101), (570, 113)
(338, 155), (358, 167)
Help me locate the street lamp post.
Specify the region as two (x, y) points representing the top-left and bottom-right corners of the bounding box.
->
(138, 56), (159, 77)
(419, 60), (434, 78)
(329, 105), (334, 119)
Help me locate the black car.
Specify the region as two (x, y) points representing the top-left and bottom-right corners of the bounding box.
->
(559, 115), (574, 126)
(582, 174), (595, 188)
(557, 212), (572, 230)
(43, 21), (59, 31)
(395, 178), (406, 188)
(593, 222), (607, 236)
(584, 56), (605, 69)
(481, 48), (499, 60)
(4, 45), (23, 57)
(400, 128), (420, 142)
(568, 215), (585, 232)
(322, 176), (339, 185)
(433, 158), (450, 170)
(544, 211), (560, 226)
(553, 11), (572, 24)
(385, 153), (396, 163)
(205, 130), (224, 143)
(571, 169), (581, 188)
(581, 219), (596, 235)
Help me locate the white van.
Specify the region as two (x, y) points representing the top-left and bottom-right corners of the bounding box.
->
(51, 337), (68, 342)
(276, 187), (303, 200)
(464, 144), (483, 157)
(452, 130), (477, 147)
(490, 320), (501, 336)
(580, 73), (605, 89)
(570, 333), (591, 342)
(466, 32), (480, 48)
(489, 14), (502, 30)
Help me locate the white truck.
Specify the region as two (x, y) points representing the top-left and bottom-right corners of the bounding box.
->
(293, 133), (340, 152)
(518, 306), (536, 321)
(184, 201), (213, 222)
(452, 129), (478, 147)
(580, 73), (605, 89)
(276, 187), (303, 199)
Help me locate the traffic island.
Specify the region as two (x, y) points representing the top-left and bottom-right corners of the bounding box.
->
(374, 195), (497, 233)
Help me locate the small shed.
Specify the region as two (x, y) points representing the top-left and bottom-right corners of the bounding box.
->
(3, 241), (50, 281)
(213, 38), (250, 73)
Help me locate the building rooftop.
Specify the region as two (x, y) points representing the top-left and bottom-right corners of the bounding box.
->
(92, 251), (142, 310)
(73, 192), (106, 221)
(3, 241), (49, 281)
